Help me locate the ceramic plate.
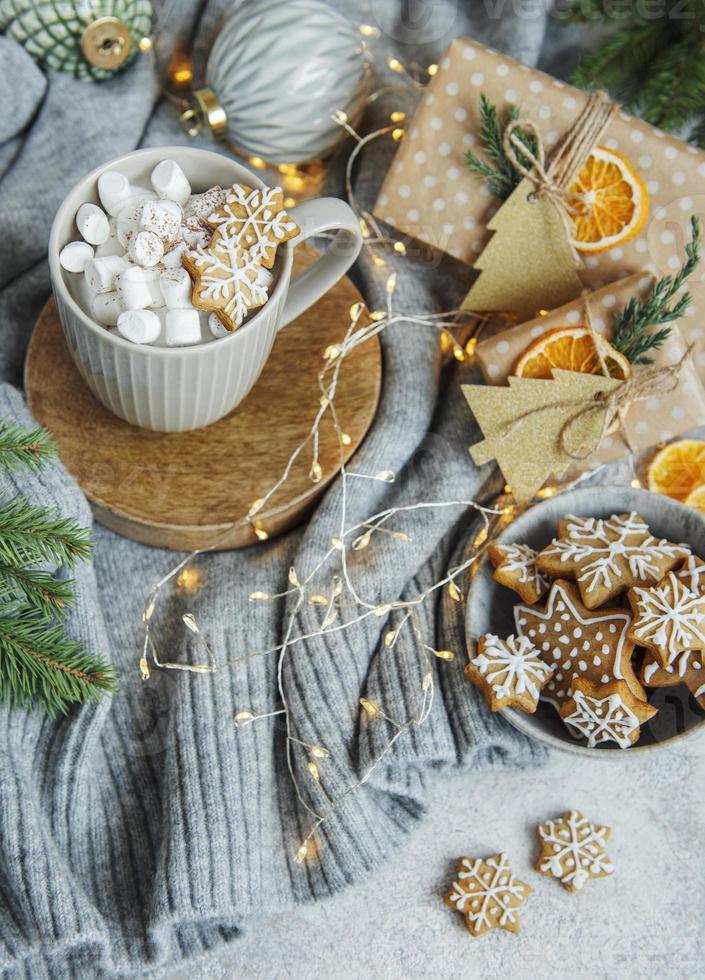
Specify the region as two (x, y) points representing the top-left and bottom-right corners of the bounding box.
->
(465, 486), (705, 756)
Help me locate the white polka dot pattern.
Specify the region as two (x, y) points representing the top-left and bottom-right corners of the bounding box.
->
(372, 36), (705, 367)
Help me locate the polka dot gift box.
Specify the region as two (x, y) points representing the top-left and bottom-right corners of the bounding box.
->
(373, 36), (705, 375)
(474, 271), (705, 477)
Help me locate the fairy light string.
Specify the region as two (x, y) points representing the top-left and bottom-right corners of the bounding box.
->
(141, 45), (537, 861)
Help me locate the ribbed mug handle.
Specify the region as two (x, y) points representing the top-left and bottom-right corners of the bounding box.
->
(279, 198), (363, 328)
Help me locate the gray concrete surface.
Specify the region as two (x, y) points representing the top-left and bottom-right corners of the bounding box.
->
(175, 729), (705, 979)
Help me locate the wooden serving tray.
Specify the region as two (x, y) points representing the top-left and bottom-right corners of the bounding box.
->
(25, 246), (381, 551)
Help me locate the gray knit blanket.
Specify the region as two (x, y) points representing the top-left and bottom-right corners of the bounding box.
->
(0, 2), (584, 975)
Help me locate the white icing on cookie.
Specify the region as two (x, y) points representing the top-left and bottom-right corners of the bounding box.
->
(446, 854), (530, 935)
(537, 811), (614, 890)
(630, 571), (705, 661)
(562, 689), (640, 748)
(473, 634), (554, 702)
(494, 543), (550, 593)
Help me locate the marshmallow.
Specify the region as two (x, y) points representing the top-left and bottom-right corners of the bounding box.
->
(116, 310), (161, 345)
(116, 194), (157, 248)
(165, 308), (201, 346)
(84, 254), (127, 292)
(90, 290), (122, 327)
(161, 240), (188, 268)
(208, 312), (229, 339)
(97, 171), (133, 216)
(151, 159), (191, 206)
(117, 266), (163, 310)
(160, 268), (192, 308)
(184, 187), (227, 221)
(59, 240), (94, 273)
(76, 202), (110, 246)
(94, 218), (123, 257)
(181, 218), (210, 249)
(127, 230), (164, 267)
(140, 199), (182, 243)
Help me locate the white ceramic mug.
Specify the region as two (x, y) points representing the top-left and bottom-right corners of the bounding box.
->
(48, 147), (363, 431)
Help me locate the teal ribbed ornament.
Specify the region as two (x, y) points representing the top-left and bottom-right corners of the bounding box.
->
(0, 0), (153, 80)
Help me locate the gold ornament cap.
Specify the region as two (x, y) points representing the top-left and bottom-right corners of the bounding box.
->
(81, 17), (133, 71)
(180, 88), (228, 139)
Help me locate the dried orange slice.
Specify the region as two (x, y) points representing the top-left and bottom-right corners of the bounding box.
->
(513, 326), (631, 381)
(648, 440), (705, 502)
(685, 484), (705, 515)
(569, 146), (648, 254)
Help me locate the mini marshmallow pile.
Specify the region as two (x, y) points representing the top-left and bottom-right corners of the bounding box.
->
(59, 159), (268, 346)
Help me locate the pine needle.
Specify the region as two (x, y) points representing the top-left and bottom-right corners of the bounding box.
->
(466, 94), (538, 199)
(0, 496), (92, 568)
(612, 216), (701, 364)
(0, 421), (55, 473)
(0, 565), (75, 618)
(0, 604), (115, 717)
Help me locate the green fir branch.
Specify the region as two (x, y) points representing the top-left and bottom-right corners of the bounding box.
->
(0, 565), (75, 618)
(637, 40), (705, 130)
(0, 421), (56, 473)
(0, 604), (116, 717)
(571, 20), (669, 104)
(0, 496), (92, 569)
(465, 95), (538, 200)
(612, 216), (701, 364)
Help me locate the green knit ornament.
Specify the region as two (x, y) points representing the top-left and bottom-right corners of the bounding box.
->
(0, 0), (152, 80)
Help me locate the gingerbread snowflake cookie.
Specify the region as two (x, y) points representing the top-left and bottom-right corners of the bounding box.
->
(208, 184), (300, 268)
(466, 634), (555, 713)
(560, 677), (657, 748)
(514, 580), (643, 713)
(628, 570), (705, 666)
(536, 810), (614, 893)
(641, 650), (705, 710)
(489, 542), (551, 604)
(445, 853), (532, 938)
(183, 231), (273, 331)
(536, 513), (689, 609)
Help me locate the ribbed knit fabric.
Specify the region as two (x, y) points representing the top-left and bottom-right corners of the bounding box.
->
(0, 2), (586, 975)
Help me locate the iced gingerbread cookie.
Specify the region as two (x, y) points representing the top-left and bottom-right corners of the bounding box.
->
(536, 513), (689, 609)
(466, 633), (555, 713)
(536, 810), (614, 893)
(488, 542), (550, 604)
(514, 580), (643, 712)
(444, 853), (532, 938)
(640, 649), (705, 710)
(675, 554), (705, 594)
(560, 677), (657, 749)
(208, 184), (300, 268)
(628, 570), (705, 667)
(183, 230), (273, 331)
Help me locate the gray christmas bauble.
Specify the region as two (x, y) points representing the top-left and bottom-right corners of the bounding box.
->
(0, 0), (152, 80)
(201, 0), (371, 162)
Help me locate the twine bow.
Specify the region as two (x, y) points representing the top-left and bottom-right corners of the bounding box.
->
(502, 91), (615, 258)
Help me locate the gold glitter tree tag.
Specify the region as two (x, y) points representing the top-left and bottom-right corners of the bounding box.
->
(461, 178), (584, 321)
(462, 369), (621, 503)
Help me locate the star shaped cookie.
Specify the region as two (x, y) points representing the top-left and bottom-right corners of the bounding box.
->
(536, 810), (614, 892)
(514, 579), (643, 712)
(628, 571), (705, 666)
(466, 633), (555, 713)
(676, 555), (705, 594)
(536, 512), (689, 609)
(560, 677), (657, 749)
(489, 542), (551, 604)
(640, 649), (705, 710)
(444, 853), (532, 937)
(207, 183), (300, 268)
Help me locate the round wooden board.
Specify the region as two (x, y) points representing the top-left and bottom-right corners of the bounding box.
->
(25, 246), (382, 551)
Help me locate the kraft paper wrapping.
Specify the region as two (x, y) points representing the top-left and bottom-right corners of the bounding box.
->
(474, 271), (705, 474)
(373, 36), (705, 374)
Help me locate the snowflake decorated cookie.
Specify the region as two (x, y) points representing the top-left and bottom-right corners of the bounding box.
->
(560, 677), (657, 748)
(444, 853), (532, 938)
(676, 554), (705, 595)
(489, 542), (551, 604)
(536, 513), (690, 609)
(628, 570), (705, 667)
(466, 633), (555, 713)
(536, 810), (614, 893)
(514, 579), (644, 713)
(182, 230), (273, 331)
(208, 184), (300, 268)
(640, 649), (705, 710)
